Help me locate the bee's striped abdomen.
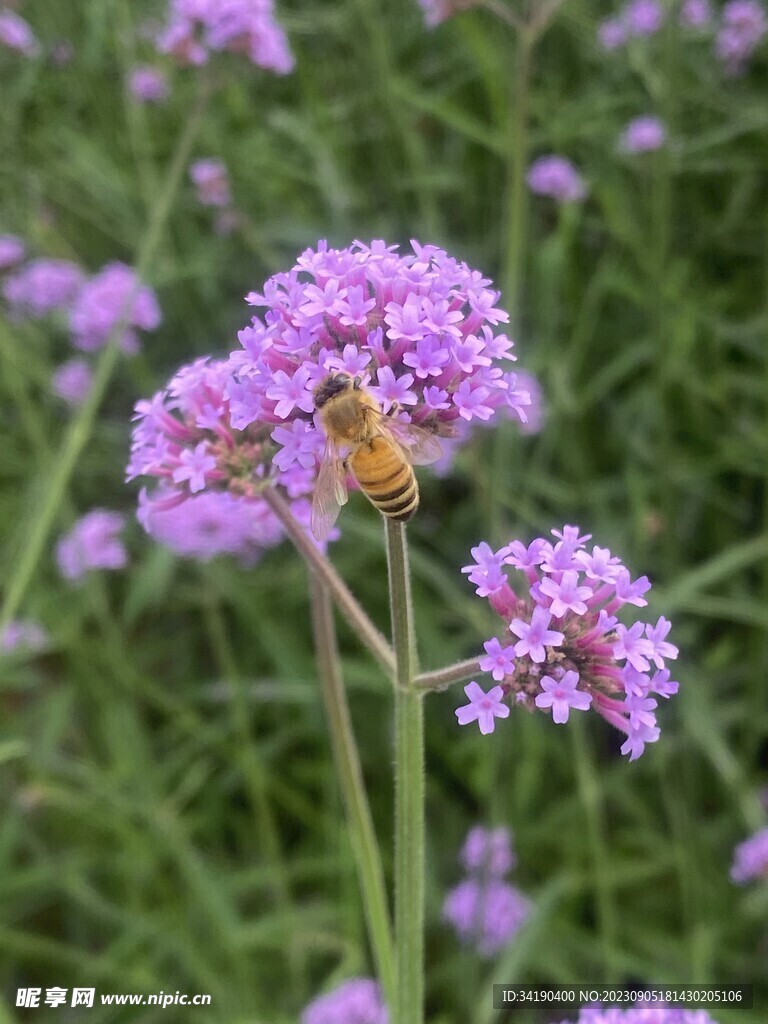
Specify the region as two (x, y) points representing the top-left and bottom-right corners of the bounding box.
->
(350, 437), (419, 523)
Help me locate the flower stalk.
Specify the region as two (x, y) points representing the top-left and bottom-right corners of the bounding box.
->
(308, 572), (396, 1010)
(414, 656), (481, 692)
(385, 520), (425, 1024)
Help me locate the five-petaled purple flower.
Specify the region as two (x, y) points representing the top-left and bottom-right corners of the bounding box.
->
(459, 525), (680, 759)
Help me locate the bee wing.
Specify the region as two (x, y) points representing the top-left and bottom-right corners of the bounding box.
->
(311, 436), (349, 541)
(372, 411), (443, 466)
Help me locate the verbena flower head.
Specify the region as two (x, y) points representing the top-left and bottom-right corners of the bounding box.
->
(459, 526), (679, 760)
(51, 358), (93, 406)
(1, 618), (49, 654)
(300, 978), (388, 1024)
(460, 825), (516, 876)
(527, 156), (587, 202)
(190, 158), (231, 207)
(69, 262), (161, 353)
(716, 0), (767, 73)
(555, 1008), (719, 1024)
(138, 489), (283, 562)
(0, 234), (25, 270)
(127, 356), (327, 550)
(2, 259), (84, 318)
(680, 0), (712, 28)
(56, 510), (128, 582)
(0, 9), (39, 56)
(226, 239), (531, 480)
(129, 66), (169, 102)
(418, 0), (479, 27)
(156, 0), (294, 74)
(443, 878), (530, 956)
(619, 116), (666, 153)
(623, 0), (664, 35)
(730, 827), (768, 883)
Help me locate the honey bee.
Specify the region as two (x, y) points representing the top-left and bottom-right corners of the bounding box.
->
(310, 372), (443, 541)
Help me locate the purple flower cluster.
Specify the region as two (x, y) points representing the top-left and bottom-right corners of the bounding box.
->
(56, 510), (128, 582)
(156, 0), (294, 74)
(716, 0), (767, 73)
(555, 1008), (719, 1024)
(418, 0), (478, 27)
(129, 66), (169, 103)
(730, 827), (768, 883)
(443, 826), (530, 956)
(1, 618), (49, 654)
(527, 156), (587, 203)
(69, 262), (161, 353)
(619, 116), (666, 153)
(2, 259), (84, 318)
(51, 358), (93, 406)
(0, 8), (39, 56)
(0, 234), (25, 270)
(226, 240), (530, 480)
(598, 0), (664, 50)
(458, 525), (679, 760)
(190, 158), (232, 207)
(300, 978), (387, 1024)
(680, 0), (712, 28)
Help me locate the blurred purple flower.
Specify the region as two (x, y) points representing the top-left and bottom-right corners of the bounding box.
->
(190, 158), (231, 207)
(527, 156), (586, 202)
(680, 0), (712, 27)
(1, 619), (49, 654)
(598, 17), (628, 49)
(460, 526), (679, 760)
(0, 234), (25, 270)
(3, 259), (84, 318)
(227, 240), (532, 485)
(716, 0), (767, 72)
(731, 827), (768, 883)
(129, 66), (169, 103)
(69, 262), (161, 353)
(156, 0), (294, 74)
(51, 358), (93, 406)
(442, 877), (530, 956)
(623, 0), (664, 35)
(619, 115), (667, 152)
(418, 0), (479, 27)
(56, 510), (128, 582)
(555, 1008), (720, 1023)
(460, 825), (516, 876)
(0, 9), (39, 56)
(301, 978), (388, 1024)
(514, 369), (544, 434)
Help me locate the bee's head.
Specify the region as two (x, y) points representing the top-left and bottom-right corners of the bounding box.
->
(314, 372), (354, 409)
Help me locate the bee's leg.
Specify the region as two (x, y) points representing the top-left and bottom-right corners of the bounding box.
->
(388, 401), (401, 417)
(352, 375), (362, 390)
(342, 457), (350, 472)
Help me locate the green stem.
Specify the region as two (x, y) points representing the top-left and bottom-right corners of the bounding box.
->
(414, 657), (481, 692)
(0, 78), (210, 638)
(385, 520), (424, 1024)
(262, 488), (395, 674)
(308, 573), (396, 1009)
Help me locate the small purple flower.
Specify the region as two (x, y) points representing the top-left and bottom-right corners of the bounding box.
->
(3, 259), (84, 318)
(418, 0), (479, 27)
(527, 156), (587, 202)
(623, 0), (664, 35)
(56, 510), (128, 582)
(514, 370), (544, 434)
(534, 670), (592, 723)
(300, 978), (387, 1024)
(0, 234), (25, 270)
(716, 0), (767, 73)
(680, 0), (712, 27)
(455, 681), (510, 735)
(190, 158), (231, 207)
(129, 66), (169, 103)
(442, 877), (530, 956)
(460, 526), (680, 759)
(730, 827), (768, 884)
(620, 116), (667, 153)
(0, 9), (39, 56)
(156, 0), (294, 74)
(553, 1008), (720, 1023)
(1, 619), (49, 654)
(598, 17), (628, 49)
(460, 825), (516, 876)
(51, 358), (93, 406)
(69, 262), (161, 353)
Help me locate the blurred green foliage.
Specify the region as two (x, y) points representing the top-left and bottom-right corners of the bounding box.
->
(1, 0), (767, 1021)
